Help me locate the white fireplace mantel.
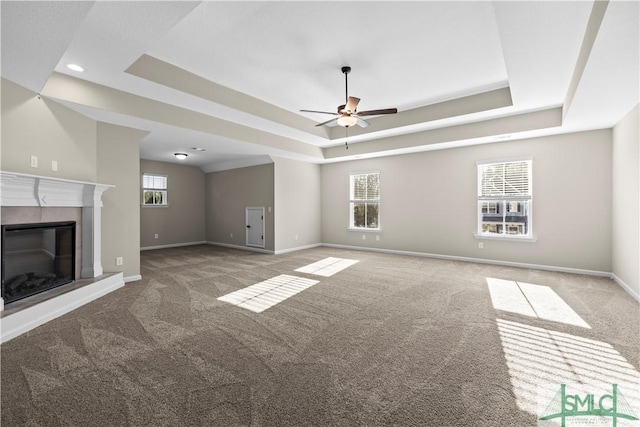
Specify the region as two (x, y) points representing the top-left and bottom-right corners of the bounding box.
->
(0, 171), (113, 208)
(0, 171), (115, 312)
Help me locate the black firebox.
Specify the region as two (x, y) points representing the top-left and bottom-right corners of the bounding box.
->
(1, 221), (76, 305)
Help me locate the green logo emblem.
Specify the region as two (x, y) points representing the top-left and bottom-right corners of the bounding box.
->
(540, 384), (638, 426)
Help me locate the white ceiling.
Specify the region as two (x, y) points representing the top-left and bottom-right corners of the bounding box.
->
(1, 1), (638, 171)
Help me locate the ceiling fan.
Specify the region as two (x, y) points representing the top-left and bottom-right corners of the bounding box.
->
(301, 66), (398, 128)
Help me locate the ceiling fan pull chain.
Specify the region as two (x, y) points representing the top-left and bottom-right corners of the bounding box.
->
(345, 127), (349, 150)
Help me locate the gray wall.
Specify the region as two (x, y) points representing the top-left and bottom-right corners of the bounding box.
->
(140, 159), (206, 249)
(1, 78), (97, 181)
(322, 129), (613, 272)
(273, 156), (322, 252)
(205, 163), (275, 252)
(612, 104), (639, 297)
(98, 122), (146, 279)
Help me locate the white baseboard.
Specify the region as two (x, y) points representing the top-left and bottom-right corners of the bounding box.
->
(321, 243), (612, 277)
(611, 273), (640, 302)
(124, 274), (142, 283)
(208, 241), (322, 255)
(140, 241), (207, 251)
(206, 241), (274, 255)
(0, 273), (125, 344)
(275, 243), (322, 255)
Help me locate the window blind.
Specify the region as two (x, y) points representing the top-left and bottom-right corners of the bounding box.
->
(351, 173), (380, 200)
(478, 160), (531, 200)
(143, 174), (167, 190)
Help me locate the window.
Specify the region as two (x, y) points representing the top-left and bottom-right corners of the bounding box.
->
(482, 201), (499, 214)
(142, 174), (167, 206)
(350, 172), (380, 230)
(477, 159), (532, 238)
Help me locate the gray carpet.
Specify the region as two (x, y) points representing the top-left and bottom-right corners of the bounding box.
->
(1, 245), (638, 426)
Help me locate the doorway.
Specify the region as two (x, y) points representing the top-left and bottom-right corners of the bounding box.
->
(246, 207), (265, 248)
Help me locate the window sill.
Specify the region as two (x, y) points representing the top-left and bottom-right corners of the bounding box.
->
(348, 228), (381, 233)
(142, 204), (169, 208)
(474, 233), (537, 243)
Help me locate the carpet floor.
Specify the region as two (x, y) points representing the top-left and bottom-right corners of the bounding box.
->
(1, 245), (639, 426)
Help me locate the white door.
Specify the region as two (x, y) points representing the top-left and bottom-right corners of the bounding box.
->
(246, 207), (265, 248)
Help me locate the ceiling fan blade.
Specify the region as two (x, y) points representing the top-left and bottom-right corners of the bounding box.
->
(345, 96), (360, 113)
(315, 117), (339, 127)
(356, 117), (370, 128)
(356, 108), (398, 117)
(300, 109), (338, 115)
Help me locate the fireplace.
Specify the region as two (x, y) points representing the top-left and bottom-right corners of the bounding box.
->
(0, 172), (124, 344)
(1, 221), (76, 305)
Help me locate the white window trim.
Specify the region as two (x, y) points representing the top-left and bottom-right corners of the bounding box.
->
(476, 158), (534, 241)
(476, 156), (533, 166)
(348, 228), (382, 233)
(474, 233), (538, 242)
(349, 171), (381, 231)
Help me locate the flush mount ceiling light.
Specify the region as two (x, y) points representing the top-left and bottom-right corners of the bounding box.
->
(66, 63), (84, 72)
(174, 153), (188, 160)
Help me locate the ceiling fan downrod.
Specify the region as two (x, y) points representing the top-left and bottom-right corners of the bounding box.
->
(342, 66), (351, 106)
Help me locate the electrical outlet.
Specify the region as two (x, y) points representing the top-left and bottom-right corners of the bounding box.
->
(362, 235), (366, 240)
(51, 160), (58, 171)
(478, 242), (484, 249)
(154, 233), (159, 239)
(30, 156), (38, 168)
(376, 235), (380, 241)
(295, 235), (298, 240)
(230, 233), (233, 238)
(116, 257), (123, 266)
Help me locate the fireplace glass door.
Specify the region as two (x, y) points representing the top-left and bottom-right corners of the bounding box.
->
(1, 221), (76, 304)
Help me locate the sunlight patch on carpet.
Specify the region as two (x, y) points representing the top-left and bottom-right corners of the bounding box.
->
(487, 277), (591, 328)
(217, 275), (319, 313)
(295, 257), (359, 277)
(496, 319), (640, 422)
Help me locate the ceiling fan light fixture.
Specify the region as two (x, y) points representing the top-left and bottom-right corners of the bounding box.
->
(337, 115), (358, 127)
(174, 152), (188, 160)
(302, 66), (397, 128)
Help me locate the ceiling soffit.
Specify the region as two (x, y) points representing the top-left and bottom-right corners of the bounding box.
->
(40, 73), (324, 160)
(323, 107), (563, 160)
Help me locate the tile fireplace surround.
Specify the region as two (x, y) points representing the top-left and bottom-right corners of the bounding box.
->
(0, 171), (124, 343)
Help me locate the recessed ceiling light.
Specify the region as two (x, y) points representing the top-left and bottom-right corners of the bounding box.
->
(174, 153), (188, 160)
(66, 64), (84, 72)
(190, 147), (206, 151)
